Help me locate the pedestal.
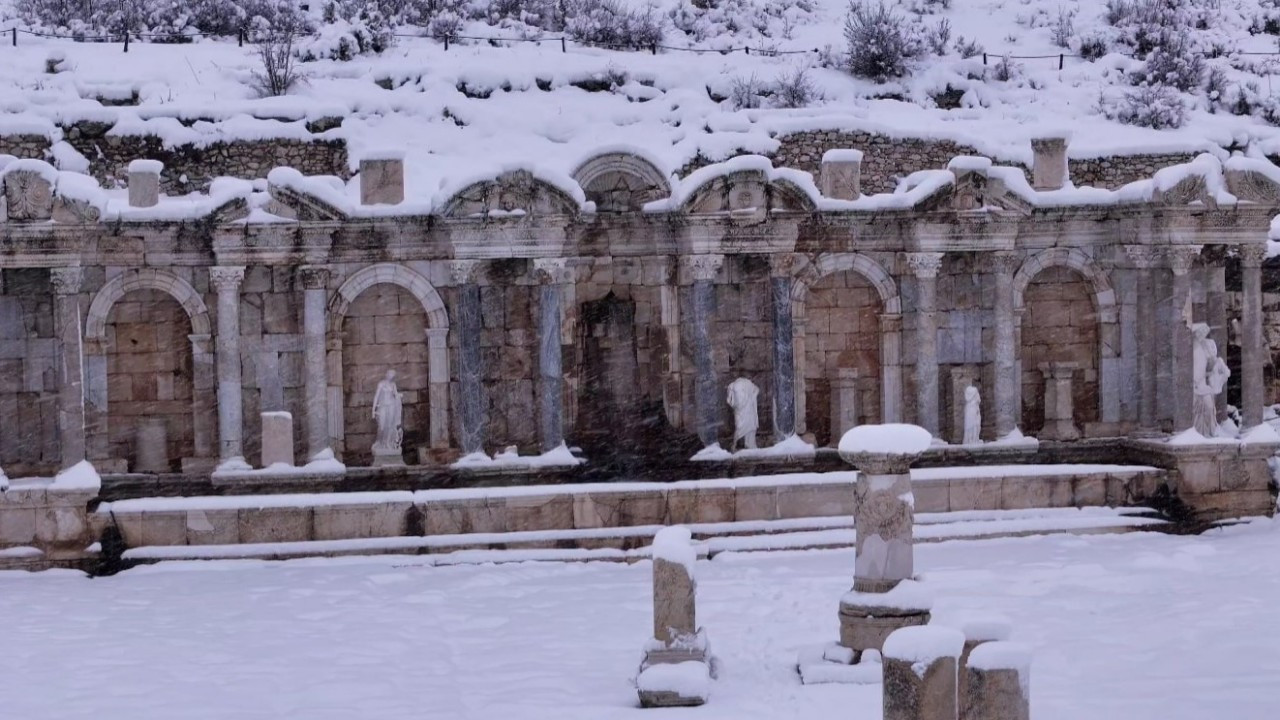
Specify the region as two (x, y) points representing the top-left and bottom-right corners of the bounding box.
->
(260, 411), (295, 468)
(134, 418), (169, 474)
(1038, 361), (1080, 441)
(372, 447), (406, 467)
(830, 368), (859, 447)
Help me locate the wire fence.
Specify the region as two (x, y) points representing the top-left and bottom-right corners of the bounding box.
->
(7, 22), (1280, 67)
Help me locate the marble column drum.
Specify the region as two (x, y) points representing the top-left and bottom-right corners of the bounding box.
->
(991, 252), (1019, 438)
(907, 253), (943, 435)
(770, 274), (796, 440)
(211, 266), (246, 462)
(300, 267), (330, 461)
(455, 275), (485, 456)
(1241, 244), (1266, 429)
(51, 267), (86, 469)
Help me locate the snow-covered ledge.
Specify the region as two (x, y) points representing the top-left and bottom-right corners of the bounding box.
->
(0, 461), (101, 568)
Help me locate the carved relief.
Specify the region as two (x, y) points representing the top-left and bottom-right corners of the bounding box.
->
(4, 170), (54, 222)
(442, 170), (580, 218)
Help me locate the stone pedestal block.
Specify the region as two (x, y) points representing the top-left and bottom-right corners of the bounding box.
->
(820, 149), (863, 200)
(372, 448), (406, 467)
(883, 626), (964, 720)
(1031, 136), (1068, 191)
(1039, 361), (1080, 441)
(127, 159), (162, 208)
(830, 368), (859, 447)
(134, 418), (169, 474)
(959, 616), (1013, 717)
(838, 595), (931, 655)
(260, 411), (295, 468)
(639, 527), (711, 707)
(962, 641), (1032, 720)
(360, 155), (405, 205)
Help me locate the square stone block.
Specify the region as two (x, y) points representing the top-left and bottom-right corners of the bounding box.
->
(238, 507), (313, 544)
(912, 480), (949, 513)
(667, 487), (735, 525)
(140, 511), (188, 547)
(572, 491), (665, 530)
(1072, 475), (1107, 507)
(776, 483), (852, 518)
(314, 503), (411, 541)
(34, 505), (91, 549)
(0, 507), (37, 545)
(1175, 460), (1221, 495)
(948, 477), (1001, 512)
(506, 494), (573, 533)
(999, 477), (1055, 510)
(421, 497), (507, 535)
(186, 509), (240, 545)
(734, 486), (778, 522)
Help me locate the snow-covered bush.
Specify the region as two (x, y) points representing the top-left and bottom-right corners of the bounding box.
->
(564, 0), (664, 50)
(1078, 31), (1109, 61)
(730, 73), (766, 108)
(669, 0), (815, 44)
(251, 25), (304, 96)
(925, 18), (951, 56)
(15, 0), (309, 38)
(1051, 6), (1074, 48)
(953, 34), (983, 58)
(773, 66), (819, 108)
(427, 8), (465, 39)
(843, 1), (920, 82)
(296, 0), (396, 60)
(1137, 32), (1203, 91)
(1102, 82), (1188, 129)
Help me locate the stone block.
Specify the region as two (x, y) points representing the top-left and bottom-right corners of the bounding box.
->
(733, 486), (778, 522)
(186, 509), (240, 545)
(999, 477), (1055, 510)
(948, 477), (1001, 512)
(573, 490), (666, 529)
(912, 480), (949, 513)
(313, 502), (411, 540)
(127, 160), (162, 208)
(134, 418), (169, 474)
(360, 156), (405, 205)
(139, 511), (188, 546)
(238, 507), (313, 544)
(260, 411), (295, 467)
(505, 494), (573, 533)
(34, 503), (92, 551)
(421, 497), (507, 535)
(667, 487), (735, 525)
(0, 506), (37, 545)
(961, 641), (1032, 720)
(882, 626), (964, 720)
(776, 483), (852, 518)
(1072, 475), (1107, 507)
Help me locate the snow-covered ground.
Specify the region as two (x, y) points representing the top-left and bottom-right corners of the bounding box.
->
(3, 518), (1278, 719)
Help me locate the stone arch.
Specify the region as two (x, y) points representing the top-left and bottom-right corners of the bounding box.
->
(678, 168), (818, 215)
(83, 269), (216, 471)
(440, 169), (582, 218)
(1014, 248), (1120, 432)
(327, 264), (451, 462)
(572, 151), (672, 212)
(791, 253), (904, 439)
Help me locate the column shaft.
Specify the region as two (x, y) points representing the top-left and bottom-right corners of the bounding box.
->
(457, 281), (485, 455)
(1137, 266), (1159, 432)
(908, 253), (944, 436)
(537, 282), (564, 451)
(212, 267), (245, 462)
(51, 268), (85, 469)
(992, 254), (1018, 438)
(1170, 266), (1194, 432)
(1242, 246), (1266, 429)
(301, 270), (329, 461)
(693, 278), (718, 446)
(771, 275), (796, 439)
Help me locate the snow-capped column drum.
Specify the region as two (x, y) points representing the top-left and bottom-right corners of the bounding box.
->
(907, 253), (944, 436)
(452, 261), (485, 456)
(882, 626), (964, 720)
(686, 254), (724, 448)
(51, 267), (86, 470)
(638, 526), (711, 708)
(1240, 243), (1266, 430)
(961, 641), (1032, 720)
(299, 267), (330, 461)
(211, 266), (246, 464)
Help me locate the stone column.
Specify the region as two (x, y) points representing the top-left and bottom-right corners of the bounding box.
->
(959, 617), (1013, 718)
(883, 626), (964, 720)
(1038, 361), (1081, 441)
(1125, 247), (1162, 435)
(907, 253), (944, 436)
(452, 261), (485, 456)
(300, 267), (330, 461)
(991, 252), (1020, 439)
(51, 267), (86, 469)
(1240, 244), (1266, 430)
(770, 256), (796, 440)
(686, 254), (724, 447)
(830, 368), (859, 446)
(188, 333), (216, 464)
(1205, 265), (1228, 421)
(638, 526), (710, 708)
(533, 258), (572, 452)
(961, 641), (1032, 720)
(210, 266), (246, 464)
(880, 313), (904, 423)
(1168, 247), (1201, 432)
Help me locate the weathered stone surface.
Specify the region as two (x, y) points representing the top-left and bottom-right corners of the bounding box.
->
(260, 412), (295, 468)
(883, 626), (964, 720)
(360, 156), (405, 205)
(962, 641), (1031, 720)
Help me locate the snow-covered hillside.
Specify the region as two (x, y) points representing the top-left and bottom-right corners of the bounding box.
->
(6, 0), (1280, 200)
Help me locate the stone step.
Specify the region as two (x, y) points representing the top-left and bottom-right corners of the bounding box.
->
(118, 507), (1166, 566)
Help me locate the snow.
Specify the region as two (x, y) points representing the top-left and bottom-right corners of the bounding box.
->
(651, 526), (696, 573)
(967, 640), (1033, 672)
(635, 661), (711, 700)
(842, 579), (934, 612)
(0, 465), (9, 491)
(948, 155), (994, 173)
(822, 148), (863, 164)
(450, 443), (584, 469)
(211, 452), (346, 479)
(839, 424), (932, 456)
(692, 435), (816, 461)
(50, 460), (101, 492)
(881, 626), (965, 663)
(128, 159), (163, 174)
(960, 616), (1014, 643)
(1166, 428), (1241, 446)
(1240, 423), (1280, 445)
(5, 520), (1280, 718)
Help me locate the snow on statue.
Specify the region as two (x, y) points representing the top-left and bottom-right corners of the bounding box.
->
(726, 377), (760, 450)
(963, 385), (982, 444)
(1191, 323), (1230, 438)
(372, 369), (404, 452)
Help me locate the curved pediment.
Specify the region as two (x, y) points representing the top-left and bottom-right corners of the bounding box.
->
(441, 169), (581, 219)
(572, 151), (672, 212)
(679, 167), (816, 217)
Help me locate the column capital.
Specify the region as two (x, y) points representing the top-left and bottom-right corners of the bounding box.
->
(532, 258), (574, 285)
(209, 266), (246, 291)
(449, 259), (483, 285)
(682, 253), (724, 282)
(768, 253), (802, 277)
(49, 266), (83, 295)
(1238, 242), (1268, 268)
(1122, 244), (1163, 269)
(905, 251), (944, 278)
(298, 266), (330, 290)
(878, 312), (903, 332)
(986, 251), (1021, 275)
(1165, 245), (1203, 275)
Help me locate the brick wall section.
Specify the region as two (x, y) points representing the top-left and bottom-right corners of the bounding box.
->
(803, 269), (883, 445)
(1019, 266), (1100, 433)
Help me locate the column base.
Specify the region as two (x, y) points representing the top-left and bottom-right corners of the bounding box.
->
(838, 600), (931, 659)
(372, 449), (407, 467)
(638, 630), (712, 707)
(181, 457), (218, 474)
(1039, 420), (1081, 442)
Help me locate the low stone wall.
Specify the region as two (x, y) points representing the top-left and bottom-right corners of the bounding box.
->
(1070, 153), (1200, 189)
(0, 133), (50, 160)
(0, 481), (98, 568)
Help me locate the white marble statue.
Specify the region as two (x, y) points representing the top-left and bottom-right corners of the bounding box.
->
(1191, 323), (1230, 438)
(963, 385), (982, 445)
(372, 369), (404, 452)
(726, 377), (760, 450)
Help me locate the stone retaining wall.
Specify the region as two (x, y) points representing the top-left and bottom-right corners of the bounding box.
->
(0, 134), (49, 160)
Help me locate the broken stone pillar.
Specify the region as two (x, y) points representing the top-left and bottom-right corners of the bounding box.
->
(1038, 361), (1080, 441)
(820, 149), (863, 200)
(837, 424), (933, 658)
(359, 151), (405, 205)
(638, 526), (711, 708)
(882, 625), (964, 720)
(959, 616), (1013, 718)
(134, 418), (169, 474)
(830, 368), (859, 447)
(1030, 136), (1068, 191)
(961, 641), (1032, 720)
(260, 411), (295, 468)
(127, 159), (162, 208)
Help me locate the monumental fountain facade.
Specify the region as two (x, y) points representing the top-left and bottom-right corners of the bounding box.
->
(1, 138), (1278, 522)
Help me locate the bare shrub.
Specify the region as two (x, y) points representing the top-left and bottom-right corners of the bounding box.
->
(730, 74), (766, 109)
(843, 0), (921, 82)
(251, 28), (304, 97)
(1051, 6), (1074, 48)
(925, 18), (951, 56)
(773, 67), (819, 108)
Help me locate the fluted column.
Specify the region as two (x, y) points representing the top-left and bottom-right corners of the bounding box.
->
(452, 260), (485, 455)
(907, 252), (944, 436)
(770, 255), (797, 440)
(1167, 247), (1201, 432)
(210, 266), (246, 463)
(990, 252), (1020, 438)
(1125, 246), (1162, 435)
(1240, 243), (1267, 429)
(533, 258), (573, 452)
(299, 267), (330, 461)
(686, 254), (724, 447)
(50, 267), (86, 469)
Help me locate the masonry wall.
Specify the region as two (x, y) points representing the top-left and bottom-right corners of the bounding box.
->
(1020, 266), (1100, 433)
(236, 266), (306, 467)
(802, 269), (883, 445)
(0, 269), (59, 475)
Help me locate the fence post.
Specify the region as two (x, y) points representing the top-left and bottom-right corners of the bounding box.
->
(238, 28), (244, 47)
(982, 52), (988, 65)
(1059, 53), (1064, 70)
(12, 28), (16, 47)
(651, 43), (657, 55)
(123, 32), (129, 53)
(561, 37), (566, 53)
(444, 34), (449, 51)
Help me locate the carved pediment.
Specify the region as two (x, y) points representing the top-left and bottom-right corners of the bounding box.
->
(1225, 169), (1280, 204)
(682, 170), (815, 222)
(51, 195), (101, 224)
(3, 169), (54, 222)
(266, 184), (347, 222)
(1151, 175), (1216, 208)
(573, 152), (671, 212)
(913, 170), (1030, 215)
(442, 170), (580, 218)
